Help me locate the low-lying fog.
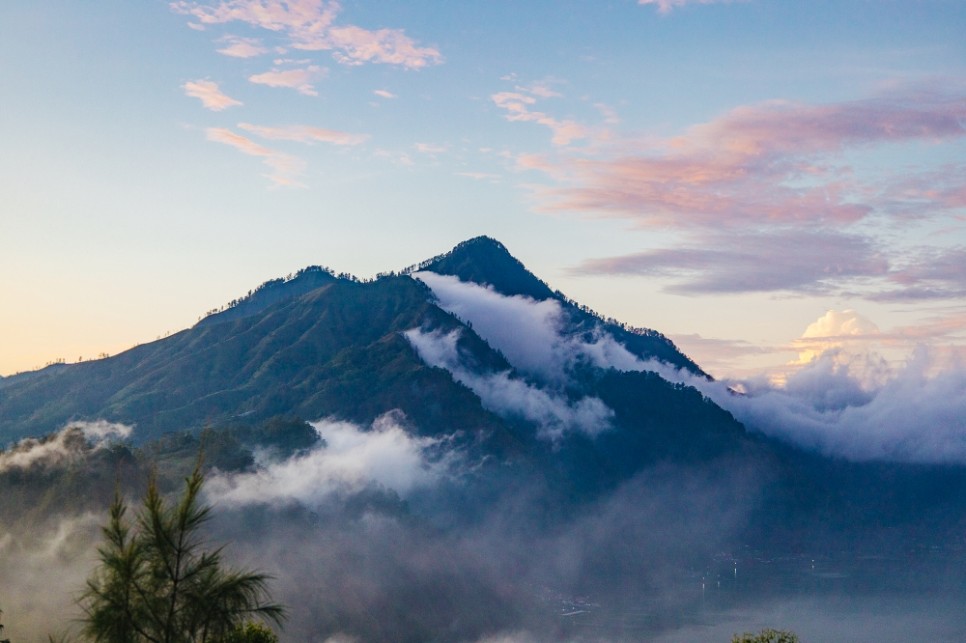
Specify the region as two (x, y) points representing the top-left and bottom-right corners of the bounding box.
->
(3, 417), (966, 642)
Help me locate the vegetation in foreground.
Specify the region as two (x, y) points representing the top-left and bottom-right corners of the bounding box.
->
(78, 464), (284, 643)
(733, 628), (800, 643)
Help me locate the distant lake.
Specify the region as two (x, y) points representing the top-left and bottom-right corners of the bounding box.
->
(551, 550), (966, 642)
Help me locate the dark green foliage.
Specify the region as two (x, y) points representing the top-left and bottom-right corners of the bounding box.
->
(0, 428), (140, 531)
(4, 235), (966, 563)
(0, 608), (9, 643)
(196, 265), (337, 329)
(732, 628), (799, 643)
(0, 276), (453, 443)
(0, 239), (705, 446)
(239, 416), (320, 455)
(80, 466), (284, 643)
(214, 622), (278, 643)
(416, 236), (557, 300)
(415, 235), (705, 374)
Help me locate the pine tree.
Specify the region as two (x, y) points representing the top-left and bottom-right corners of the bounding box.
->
(0, 608), (10, 643)
(80, 465), (284, 642)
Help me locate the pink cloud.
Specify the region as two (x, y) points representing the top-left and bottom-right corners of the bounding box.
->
(248, 65), (325, 95)
(373, 89), (396, 99)
(532, 87), (966, 228)
(491, 91), (589, 146)
(171, 0), (441, 69)
(216, 35), (268, 58)
(182, 79), (242, 111)
(324, 25), (442, 68)
(514, 153), (562, 178)
(205, 127), (305, 187)
(237, 122), (368, 146)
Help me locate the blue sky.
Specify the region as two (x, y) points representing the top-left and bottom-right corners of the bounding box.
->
(1, 0), (964, 382)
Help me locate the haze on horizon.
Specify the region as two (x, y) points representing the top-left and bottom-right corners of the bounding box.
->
(1, 0), (964, 386)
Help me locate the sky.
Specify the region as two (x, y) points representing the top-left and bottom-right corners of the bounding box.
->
(1, 0), (964, 383)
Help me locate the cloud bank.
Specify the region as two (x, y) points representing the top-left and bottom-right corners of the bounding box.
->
(0, 420), (132, 473)
(522, 83), (966, 301)
(716, 348), (966, 464)
(414, 272), (966, 465)
(405, 327), (613, 441)
(206, 414), (448, 507)
(538, 86), (966, 227)
(413, 271), (650, 380)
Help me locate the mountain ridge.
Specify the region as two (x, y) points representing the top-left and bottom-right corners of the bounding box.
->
(0, 237), (707, 444)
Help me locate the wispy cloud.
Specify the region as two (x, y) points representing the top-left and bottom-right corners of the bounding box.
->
(876, 245), (966, 301)
(248, 64), (326, 95)
(574, 229), (889, 295)
(205, 127), (306, 187)
(638, 0), (738, 13)
(414, 142), (447, 155)
(491, 91), (589, 147)
(171, 0), (442, 69)
(457, 171), (500, 181)
(182, 79), (242, 110)
(238, 122), (368, 146)
(530, 85), (966, 228)
(216, 34), (268, 58)
(373, 89), (396, 99)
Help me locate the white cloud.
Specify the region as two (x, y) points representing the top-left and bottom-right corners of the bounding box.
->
(413, 271), (656, 382)
(205, 414), (448, 507)
(404, 327), (613, 441)
(0, 421), (132, 472)
(793, 309), (882, 365)
(413, 272), (966, 465)
(712, 348), (966, 464)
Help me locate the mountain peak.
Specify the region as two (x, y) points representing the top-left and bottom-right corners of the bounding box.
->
(196, 265), (338, 328)
(411, 236), (556, 301)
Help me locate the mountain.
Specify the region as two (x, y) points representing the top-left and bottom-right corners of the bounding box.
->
(4, 236), (966, 642)
(0, 275), (511, 453)
(2, 236), (965, 535)
(0, 237), (706, 445)
(414, 236), (707, 375)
